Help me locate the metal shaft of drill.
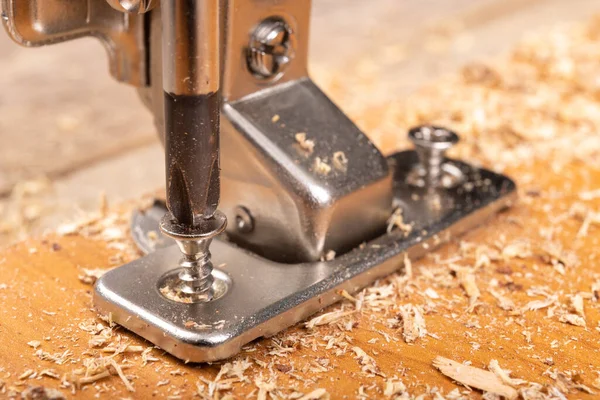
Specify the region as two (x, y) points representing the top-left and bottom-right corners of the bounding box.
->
(161, 0), (222, 299)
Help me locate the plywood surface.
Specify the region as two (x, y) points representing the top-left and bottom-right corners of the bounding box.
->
(3, 12), (600, 400)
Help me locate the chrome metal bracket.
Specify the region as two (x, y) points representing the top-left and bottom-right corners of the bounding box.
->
(94, 151), (516, 363)
(1, 0), (148, 86)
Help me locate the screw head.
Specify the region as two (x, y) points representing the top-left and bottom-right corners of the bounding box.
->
(408, 125), (459, 151)
(247, 17), (295, 79)
(234, 206), (254, 234)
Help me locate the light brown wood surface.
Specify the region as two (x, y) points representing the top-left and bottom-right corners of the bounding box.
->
(3, 10), (600, 400)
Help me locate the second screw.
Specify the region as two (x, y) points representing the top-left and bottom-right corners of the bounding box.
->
(407, 125), (460, 189)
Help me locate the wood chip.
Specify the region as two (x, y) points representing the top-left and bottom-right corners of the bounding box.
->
(397, 304), (427, 343)
(255, 378), (276, 400)
(27, 340), (41, 349)
(305, 310), (356, 329)
(455, 267), (480, 310)
(433, 356), (518, 399)
(502, 241), (532, 260)
(523, 295), (557, 311)
(488, 359), (528, 387)
(489, 289), (516, 311)
(384, 379), (407, 397)
(570, 294), (585, 317)
(559, 313), (586, 327)
(295, 132), (315, 153)
(386, 208), (412, 235)
(352, 347), (382, 376)
(313, 157), (331, 175)
(78, 268), (110, 285)
(332, 151), (348, 172)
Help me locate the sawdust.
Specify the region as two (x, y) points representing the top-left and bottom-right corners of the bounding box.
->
(332, 151), (348, 172)
(313, 157), (331, 175)
(396, 303), (427, 343)
(295, 132), (315, 154)
(386, 207), (412, 235)
(305, 310), (356, 329)
(78, 267), (111, 285)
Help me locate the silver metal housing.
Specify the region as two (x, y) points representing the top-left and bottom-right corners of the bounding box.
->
(140, 0), (393, 263)
(95, 152), (516, 363)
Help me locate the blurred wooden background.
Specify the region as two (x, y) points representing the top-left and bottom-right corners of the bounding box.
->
(0, 0), (599, 245)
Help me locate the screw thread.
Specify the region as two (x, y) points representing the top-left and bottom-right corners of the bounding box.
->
(177, 250), (214, 301)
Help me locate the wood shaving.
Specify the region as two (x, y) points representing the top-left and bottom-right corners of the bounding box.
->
(544, 369), (596, 395)
(386, 207), (412, 235)
(397, 304), (427, 343)
(523, 295), (557, 311)
(383, 379), (407, 397)
(73, 357), (135, 392)
(570, 202), (600, 237)
(455, 267), (480, 311)
(501, 241), (532, 260)
(295, 132), (315, 153)
(332, 151), (348, 172)
(19, 369), (35, 380)
(255, 378), (276, 400)
(569, 293), (585, 317)
(35, 349), (72, 365)
(433, 356), (518, 399)
(320, 250), (336, 261)
(39, 369), (60, 380)
(305, 309), (356, 329)
(559, 313), (586, 327)
(141, 347), (159, 366)
(313, 157), (331, 175)
(489, 289), (516, 311)
(488, 360), (528, 387)
(352, 347), (382, 376)
(27, 340), (41, 349)
(102, 345), (144, 354)
(78, 268), (110, 285)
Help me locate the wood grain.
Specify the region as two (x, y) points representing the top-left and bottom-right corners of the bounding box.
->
(1, 161), (599, 399)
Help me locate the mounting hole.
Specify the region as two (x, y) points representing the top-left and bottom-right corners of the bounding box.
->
(234, 206), (254, 233)
(157, 268), (231, 303)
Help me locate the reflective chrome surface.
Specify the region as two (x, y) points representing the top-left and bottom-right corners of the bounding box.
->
(247, 16), (296, 80)
(221, 78), (393, 263)
(1, 0), (148, 86)
(95, 151), (516, 363)
(140, 0), (391, 263)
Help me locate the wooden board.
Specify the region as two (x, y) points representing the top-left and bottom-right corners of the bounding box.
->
(3, 11), (600, 400)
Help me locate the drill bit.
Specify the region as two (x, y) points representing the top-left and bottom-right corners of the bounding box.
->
(159, 0), (225, 302)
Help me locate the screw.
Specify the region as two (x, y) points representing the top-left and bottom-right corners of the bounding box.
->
(159, 211), (227, 303)
(408, 125), (459, 188)
(247, 17), (295, 79)
(234, 206), (254, 234)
